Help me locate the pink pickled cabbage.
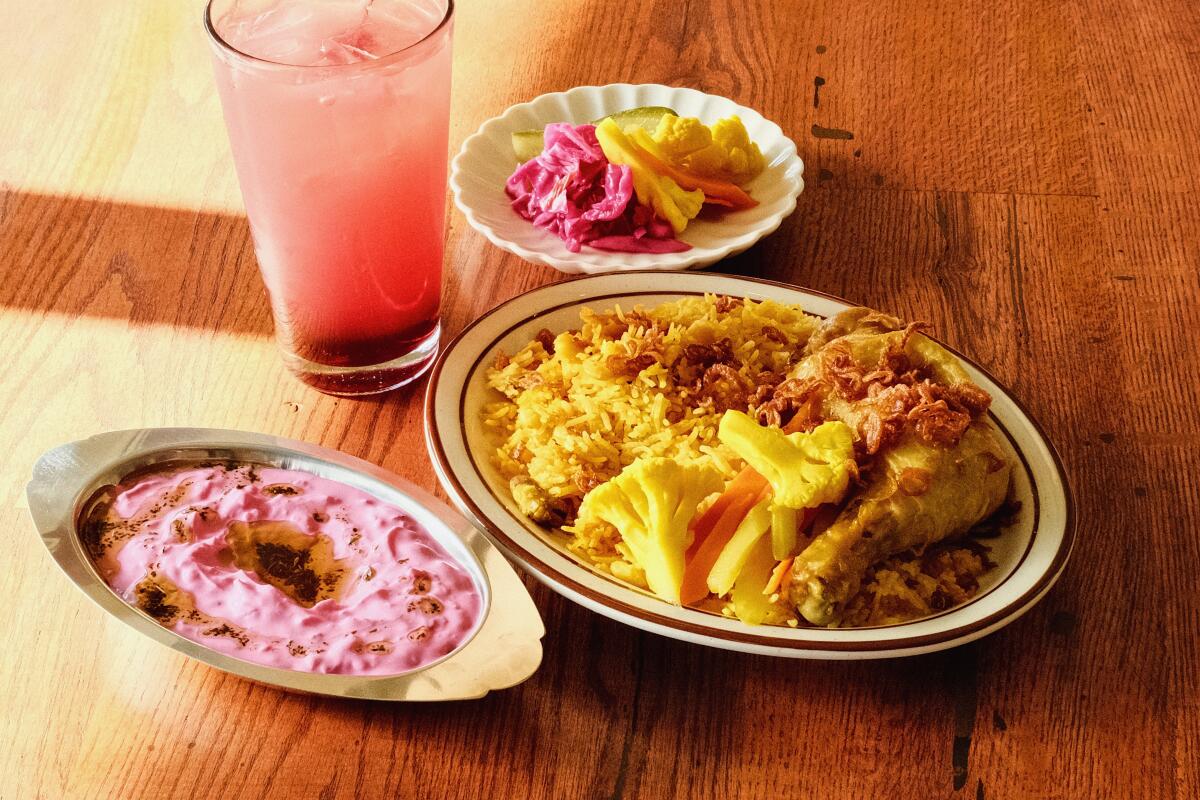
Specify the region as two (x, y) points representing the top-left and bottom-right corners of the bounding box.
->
(505, 123), (690, 254)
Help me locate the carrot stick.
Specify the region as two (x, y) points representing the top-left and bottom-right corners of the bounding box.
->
(686, 466), (764, 557)
(679, 415), (815, 607)
(763, 558), (794, 596)
(632, 143), (759, 210)
(681, 476), (771, 605)
(782, 412), (812, 434)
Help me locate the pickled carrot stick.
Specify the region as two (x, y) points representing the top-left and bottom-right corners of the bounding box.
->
(681, 472), (771, 605)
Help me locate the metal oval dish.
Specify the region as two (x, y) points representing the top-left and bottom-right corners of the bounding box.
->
(425, 272), (1075, 660)
(26, 428), (544, 700)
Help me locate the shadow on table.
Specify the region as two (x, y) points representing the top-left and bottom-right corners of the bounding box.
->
(2, 159), (948, 337)
(718, 149), (928, 295)
(0, 189), (272, 336)
(176, 595), (985, 798)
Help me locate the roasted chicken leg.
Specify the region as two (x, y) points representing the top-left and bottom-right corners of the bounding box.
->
(755, 307), (1013, 625)
(785, 422), (1011, 625)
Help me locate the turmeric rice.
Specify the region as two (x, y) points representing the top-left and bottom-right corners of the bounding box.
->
(483, 294), (999, 627)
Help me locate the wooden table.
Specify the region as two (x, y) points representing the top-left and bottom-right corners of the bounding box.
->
(3, 0), (1196, 797)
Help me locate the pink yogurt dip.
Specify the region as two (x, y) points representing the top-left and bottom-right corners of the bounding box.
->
(83, 461), (483, 675)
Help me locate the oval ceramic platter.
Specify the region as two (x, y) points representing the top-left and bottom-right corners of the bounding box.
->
(26, 428), (544, 700)
(425, 272), (1075, 660)
(450, 83), (804, 274)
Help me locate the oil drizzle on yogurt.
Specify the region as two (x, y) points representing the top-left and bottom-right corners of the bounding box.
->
(83, 461), (483, 675)
(225, 520), (349, 608)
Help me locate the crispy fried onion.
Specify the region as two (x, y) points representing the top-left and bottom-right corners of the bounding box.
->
(760, 325), (789, 344)
(696, 364), (751, 413)
(856, 380), (987, 455)
(749, 371), (785, 407)
(714, 295), (743, 314)
(683, 337), (735, 368)
(607, 352), (658, 377)
(535, 328), (557, 355)
(818, 324), (926, 400)
(694, 366), (784, 414)
(592, 309), (657, 339)
(754, 317), (992, 453)
(755, 377), (825, 430)
(605, 321), (667, 377)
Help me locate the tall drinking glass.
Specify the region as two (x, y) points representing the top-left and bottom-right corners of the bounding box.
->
(205, 0), (453, 395)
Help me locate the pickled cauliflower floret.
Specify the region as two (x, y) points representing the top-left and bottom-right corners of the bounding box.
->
(650, 114), (766, 185)
(576, 456), (724, 603)
(647, 114), (714, 157)
(717, 411), (856, 509)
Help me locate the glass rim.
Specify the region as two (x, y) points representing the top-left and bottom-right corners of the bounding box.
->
(203, 0), (454, 71)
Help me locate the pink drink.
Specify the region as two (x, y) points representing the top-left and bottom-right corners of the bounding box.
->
(206, 0), (453, 395)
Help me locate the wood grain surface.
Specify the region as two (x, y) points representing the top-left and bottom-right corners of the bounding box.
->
(2, 0), (1197, 797)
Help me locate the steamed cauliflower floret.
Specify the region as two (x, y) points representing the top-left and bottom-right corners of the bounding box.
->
(717, 411), (856, 509)
(575, 456), (724, 603)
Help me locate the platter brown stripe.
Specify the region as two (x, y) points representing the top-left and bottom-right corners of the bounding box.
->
(423, 273), (1076, 653)
(443, 294), (1049, 649)
(427, 279), (1067, 651)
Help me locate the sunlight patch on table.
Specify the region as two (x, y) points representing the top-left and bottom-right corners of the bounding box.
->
(0, 0), (244, 213)
(0, 308), (283, 509)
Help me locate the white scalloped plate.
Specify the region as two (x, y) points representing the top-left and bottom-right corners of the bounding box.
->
(424, 272), (1076, 660)
(450, 84), (804, 274)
